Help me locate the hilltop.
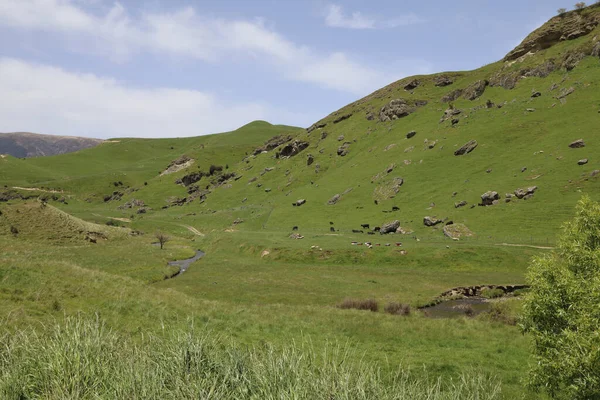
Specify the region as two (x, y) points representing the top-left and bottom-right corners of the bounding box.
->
(0, 131), (103, 158)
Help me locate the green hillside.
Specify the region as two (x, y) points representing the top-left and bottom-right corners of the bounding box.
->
(2, 5), (600, 398)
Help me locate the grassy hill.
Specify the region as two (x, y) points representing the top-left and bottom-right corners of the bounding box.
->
(2, 5), (600, 398)
(0, 132), (103, 158)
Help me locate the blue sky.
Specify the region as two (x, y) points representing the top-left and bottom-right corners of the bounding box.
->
(0, 0), (572, 138)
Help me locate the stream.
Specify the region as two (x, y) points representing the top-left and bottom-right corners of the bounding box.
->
(166, 250), (205, 278)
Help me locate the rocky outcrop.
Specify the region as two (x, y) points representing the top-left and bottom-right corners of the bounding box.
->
(480, 191), (500, 206)
(569, 139), (585, 148)
(441, 89), (464, 103)
(406, 130), (417, 139)
(253, 135), (292, 155)
(440, 108), (462, 123)
(333, 113), (352, 124)
(423, 216), (443, 227)
(454, 200), (468, 208)
(276, 140), (309, 158)
(327, 194), (341, 205)
(562, 51), (586, 71)
(593, 41), (600, 57)
(404, 79), (420, 90)
(379, 99), (414, 121)
(504, 10), (600, 61)
(439, 284), (530, 298)
(514, 186), (538, 199)
(380, 220), (400, 234)
(307, 122), (326, 133)
(292, 199), (306, 207)
(557, 87), (575, 99)
(454, 140), (478, 156)
(463, 80), (489, 100)
(161, 155), (194, 176)
(434, 75), (454, 87)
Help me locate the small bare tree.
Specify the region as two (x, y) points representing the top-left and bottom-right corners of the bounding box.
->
(155, 231), (169, 250)
(557, 7), (567, 14)
(575, 2), (587, 9)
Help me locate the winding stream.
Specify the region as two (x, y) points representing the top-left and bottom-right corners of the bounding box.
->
(166, 250), (205, 278)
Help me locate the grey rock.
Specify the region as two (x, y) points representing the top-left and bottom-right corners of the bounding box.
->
(423, 216), (443, 227)
(328, 194), (341, 205)
(514, 186), (538, 199)
(454, 200), (468, 208)
(578, 158), (589, 165)
(454, 140), (478, 156)
(380, 220), (401, 234)
(569, 139), (585, 148)
(480, 191), (499, 206)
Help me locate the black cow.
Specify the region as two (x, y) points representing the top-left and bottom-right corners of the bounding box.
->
(329, 221), (334, 225)
(373, 227), (381, 232)
(292, 226), (298, 231)
(361, 224), (370, 229)
(330, 227), (335, 232)
(352, 229), (364, 234)
(367, 232), (375, 235)
(392, 206), (400, 211)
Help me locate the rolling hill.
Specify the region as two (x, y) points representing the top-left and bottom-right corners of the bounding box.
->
(0, 132), (104, 158)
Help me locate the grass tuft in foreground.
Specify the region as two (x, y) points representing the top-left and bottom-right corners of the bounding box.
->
(0, 316), (502, 400)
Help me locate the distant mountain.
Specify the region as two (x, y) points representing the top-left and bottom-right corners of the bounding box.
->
(0, 132), (103, 158)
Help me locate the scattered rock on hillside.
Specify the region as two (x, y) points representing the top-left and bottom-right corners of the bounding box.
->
(423, 216), (443, 227)
(333, 112), (352, 124)
(307, 154), (314, 166)
(455, 200), (468, 208)
(578, 158), (589, 165)
(289, 233), (304, 239)
(404, 79), (420, 90)
(337, 143), (350, 156)
(569, 139), (585, 148)
(557, 87), (575, 99)
(514, 186), (538, 199)
(561, 51), (586, 71)
(591, 170), (600, 177)
(119, 199), (145, 209)
(177, 172), (205, 186)
(489, 71), (519, 90)
(292, 199), (306, 207)
(463, 80), (489, 100)
(253, 135), (292, 155)
(277, 140), (309, 158)
(525, 60), (557, 78)
(439, 107), (462, 123)
(328, 194), (341, 205)
(406, 130), (417, 139)
(103, 191), (123, 202)
(337, 135), (345, 141)
(443, 223), (473, 239)
(434, 75), (454, 87)
(380, 220), (400, 234)
(531, 91), (541, 98)
(441, 89), (464, 103)
(379, 99), (415, 121)
(454, 140), (478, 156)
(480, 191), (499, 206)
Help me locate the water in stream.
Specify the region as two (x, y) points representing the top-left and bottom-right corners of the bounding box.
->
(421, 297), (493, 318)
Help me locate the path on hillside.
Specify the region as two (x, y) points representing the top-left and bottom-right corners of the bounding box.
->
(12, 186), (64, 193)
(165, 250), (205, 279)
(182, 225), (204, 236)
(496, 243), (555, 250)
(92, 213), (131, 223)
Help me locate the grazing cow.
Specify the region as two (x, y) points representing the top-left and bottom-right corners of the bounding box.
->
(365, 242), (372, 246)
(330, 227), (335, 232)
(367, 232), (375, 235)
(329, 221), (334, 225)
(357, 243), (363, 246)
(351, 241), (358, 245)
(385, 243), (391, 247)
(292, 226), (298, 231)
(352, 229), (364, 233)
(375, 244), (381, 247)
(361, 224), (370, 229)
(392, 206), (400, 211)
(373, 227), (381, 232)
(395, 242), (402, 246)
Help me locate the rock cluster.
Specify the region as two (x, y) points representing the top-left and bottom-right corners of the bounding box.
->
(480, 191), (499, 206)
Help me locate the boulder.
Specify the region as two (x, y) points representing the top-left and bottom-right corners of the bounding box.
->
(439, 107), (462, 123)
(404, 79), (420, 90)
(328, 194), (341, 205)
(337, 143), (350, 157)
(380, 220), (400, 234)
(531, 91), (541, 98)
(557, 87), (575, 99)
(292, 199), (306, 207)
(569, 139), (585, 148)
(454, 140), (478, 156)
(480, 191), (499, 206)
(454, 200), (468, 208)
(463, 80), (489, 101)
(406, 130), (417, 139)
(253, 135), (292, 155)
(592, 42), (600, 58)
(333, 113), (352, 124)
(307, 122), (326, 133)
(578, 159), (588, 165)
(514, 186), (538, 199)
(307, 154), (314, 166)
(423, 216), (443, 227)
(379, 99), (414, 122)
(337, 135), (345, 141)
(434, 75), (454, 87)
(276, 140), (309, 158)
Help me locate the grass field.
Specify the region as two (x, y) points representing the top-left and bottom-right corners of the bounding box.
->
(2, 7), (600, 398)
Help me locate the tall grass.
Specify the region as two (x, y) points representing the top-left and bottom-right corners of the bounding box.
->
(0, 316), (502, 399)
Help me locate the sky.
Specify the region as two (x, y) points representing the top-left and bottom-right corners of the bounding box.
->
(0, 0), (573, 138)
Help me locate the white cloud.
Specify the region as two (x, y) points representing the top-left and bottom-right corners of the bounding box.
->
(0, 0), (403, 95)
(324, 4), (423, 30)
(0, 58), (310, 138)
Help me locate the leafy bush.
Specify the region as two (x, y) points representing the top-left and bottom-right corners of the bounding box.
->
(521, 196), (600, 399)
